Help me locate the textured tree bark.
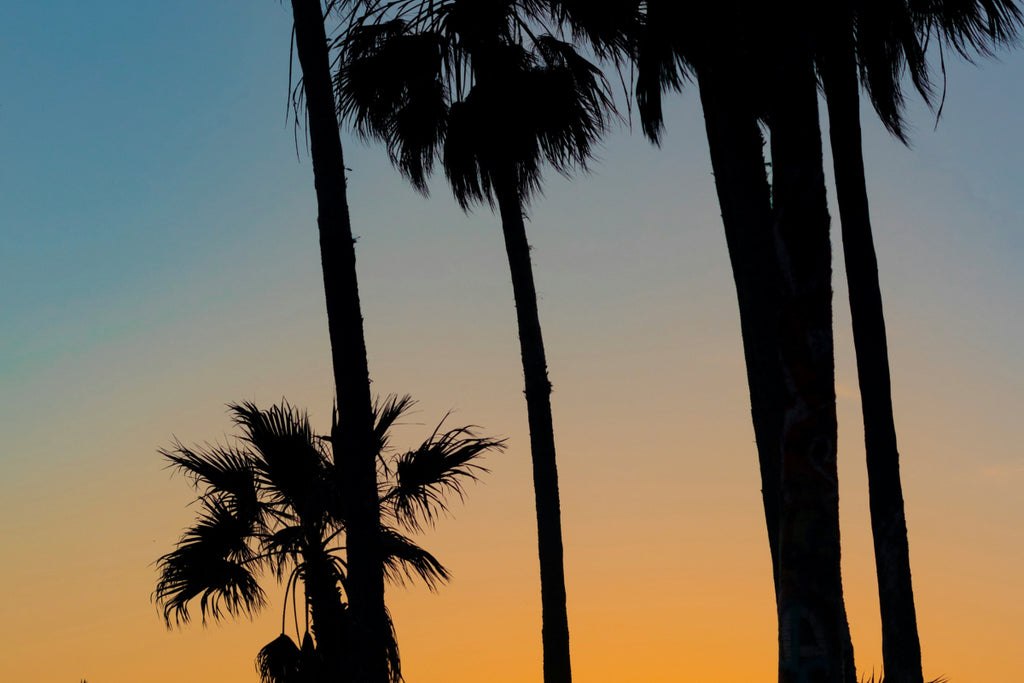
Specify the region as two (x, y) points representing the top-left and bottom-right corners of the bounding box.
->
(820, 34), (924, 683)
(494, 170), (573, 683)
(769, 26), (849, 683)
(288, 2), (386, 681)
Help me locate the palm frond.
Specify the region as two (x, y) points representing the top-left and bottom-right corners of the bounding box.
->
(337, 21), (451, 193)
(372, 394), (417, 457)
(384, 606), (402, 683)
(154, 497), (267, 625)
(529, 37), (613, 175)
(853, 1), (930, 141)
(229, 401), (333, 521)
(160, 441), (261, 520)
(380, 526), (452, 590)
(542, 0), (643, 58)
(261, 524), (307, 579)
(256, 633), (303, 683)
(913, 0), (1022, 57)
(386, 421), (503, 531)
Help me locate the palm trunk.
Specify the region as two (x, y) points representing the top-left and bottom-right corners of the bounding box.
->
(768, 32), (849, 683)
(697, 50), (855, 683)
(695, 67), (784, 597)
(820, 36), (924, 683)
(493, 169), (572, 683)
(305, 548), (351, 683)
(288, 2), (386, 681)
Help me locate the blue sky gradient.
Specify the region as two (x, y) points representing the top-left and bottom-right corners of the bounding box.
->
(1, 3), (1022, 682)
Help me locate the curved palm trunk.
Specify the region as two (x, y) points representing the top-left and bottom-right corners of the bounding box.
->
(288, 2), (386, 681)
(695, 67), (784, 595)
(768, 35), (849, 683)
(493, 170), (572, 683)
(820, 36), (924, 683)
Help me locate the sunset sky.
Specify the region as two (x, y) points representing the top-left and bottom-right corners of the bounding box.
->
(2, 2), (1022, 682)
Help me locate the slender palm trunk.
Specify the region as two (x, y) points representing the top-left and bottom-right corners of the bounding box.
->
(820, 37), (924, 683)
(768, 30), (849, 683)
(288, 2), (386, 681)
(494, 169), (572, 683)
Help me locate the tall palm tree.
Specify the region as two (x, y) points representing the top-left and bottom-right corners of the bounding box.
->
(815, 6), (927, 681)
(155, 397), (504, 683)
(623, 1), (854, 679)
(335, 4), (614, 680)
(815, 3), (1020, 680)
(285, 1), (385, 680)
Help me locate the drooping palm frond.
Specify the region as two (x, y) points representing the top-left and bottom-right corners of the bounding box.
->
(337, 21), (450, 193)
(633, 0), (693, 143)
(383, 606), (402, 683)
(154, 498), (267, 625)
(256, 633), (303, 683)
(262, 524), (308, 579)
(530, 35), (614, 172)
(541, 0), (643, 58)
(337, 0), (616, 210)
(912, 0), (1022, 57)
(379, 526), (452, 590)
(850, 0), (931, 142)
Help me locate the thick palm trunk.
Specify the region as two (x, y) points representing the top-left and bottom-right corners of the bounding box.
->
(306, 549), (351, 683)
(493, 170), (572, 683)
(695, 67), (784, 596)
(697, 52), (855, 683)
(768, 32), (849, 683)
(288, 2), (386, 681)
(820, 37), (924, 683)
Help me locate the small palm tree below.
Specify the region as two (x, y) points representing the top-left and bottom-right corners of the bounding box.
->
(154, 395), (504, 683)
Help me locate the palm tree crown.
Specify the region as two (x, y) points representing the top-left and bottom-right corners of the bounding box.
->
(154, 396), (504, 682)
(336, 0), (613, 209)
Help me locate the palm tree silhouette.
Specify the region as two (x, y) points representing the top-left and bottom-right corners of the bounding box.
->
(617, 2), (854, 679)
(625, 2), (1021, 679)
(155, 396), (504, 683)
(815, 4), (1019, 680)
(335, 4), (614, 681)
(284, 2), (386, 680)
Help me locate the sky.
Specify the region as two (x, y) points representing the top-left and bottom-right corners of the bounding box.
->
(1, 2), (1022, 682)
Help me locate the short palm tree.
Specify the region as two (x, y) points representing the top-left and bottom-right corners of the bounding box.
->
(336, 4), (614, 682)
(154, 396), (504, 683)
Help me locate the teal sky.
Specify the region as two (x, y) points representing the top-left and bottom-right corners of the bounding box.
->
(1, 3), (1022, 682)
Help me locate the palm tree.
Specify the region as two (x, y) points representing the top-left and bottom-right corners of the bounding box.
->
(335, 4), (614, 681)
(815, 6), (927, 681)
(284, 2), (385, 680)
(155, 396), (504, 683)
(623, 2), (854, 679)
(815, 3), (1020, 680)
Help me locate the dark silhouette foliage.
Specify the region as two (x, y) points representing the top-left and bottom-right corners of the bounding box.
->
(155, 396), (503, 683)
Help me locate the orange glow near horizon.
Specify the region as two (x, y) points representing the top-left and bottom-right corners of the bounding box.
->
(3, 7), (1022, 679)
